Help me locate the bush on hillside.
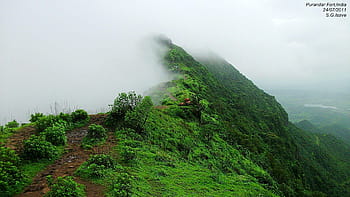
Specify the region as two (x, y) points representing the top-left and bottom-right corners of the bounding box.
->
(87, 154), (116, 169)
(86, 124), (107, 140)
(106, 91), (142, 126)
(76, 154), (117, 179)
(22, 135), (58, 161)
(71, 109), (89, 123)
(107, 173), (133, 197)
(35, 115), (65, 132)
(81, 124), (107, 149)
(0, 147), (23, 196)
(124, 96), (153, 133)
(29, 113), (44, 123)
(5, 120), (19, 128)
(42, 124), (67, 146)
(46, 176), (85, 197)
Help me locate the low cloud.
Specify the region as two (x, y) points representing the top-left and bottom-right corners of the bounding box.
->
(0, 0), (349, 123)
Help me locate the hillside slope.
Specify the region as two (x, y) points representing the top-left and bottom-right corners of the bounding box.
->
(147, 38), (350, 196)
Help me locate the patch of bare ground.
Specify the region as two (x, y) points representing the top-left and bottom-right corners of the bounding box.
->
(3, 125), (36, 152)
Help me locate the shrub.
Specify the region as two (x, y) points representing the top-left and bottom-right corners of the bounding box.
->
(5, 120), (19, 128)
(46, 176), (85, 197)
(29, 113), (44, 123)
(22, 135), (58, 161)
(83, 163), (107, 178)
(0, 147), (20, 165)
(107, 173), (133, 197)
(36, 115), (64, 132)
(58, 113), (72, 123)
(87, 154), (116, 169)
(75, 154), (117, 179)
(81, 124), (107, 148)
(118, 145), (136, 163)
(87, 124), (107, 140)
(0, 147), (23, 196)
(124, 96), (153, 132)
(42, 124), (67, 146)
(106, 91), (142, 126)
(71, 109), (89, 123)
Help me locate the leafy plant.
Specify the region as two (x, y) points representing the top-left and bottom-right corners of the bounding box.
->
(124, 96), (153, 132)
(81, 124), (107, 148)
(58, 112), (72, 123)
(35, 115), (64, 132)
(86, 124), (107, 140)
(22, 135), (58, 161)
(87, 154), (116, 169)
(75, 154), (117, 179)
(29, 113), (44, 123)
(0, 147), (23, 196)
(45, 176), (85, 197)
(106, 91), (142, 126)
(71, 109), (89, 123)
(118, 145), (136, 163)
(5, 120), (19, 128)
(107, 173), (133, 197)
(42, 124), (67, 146)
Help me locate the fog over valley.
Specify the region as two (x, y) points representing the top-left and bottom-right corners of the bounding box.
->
(1, 0), (349, 124)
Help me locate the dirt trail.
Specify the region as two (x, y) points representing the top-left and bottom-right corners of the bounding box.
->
(15, 114), (117, 197)
(4, 125), (36, 152)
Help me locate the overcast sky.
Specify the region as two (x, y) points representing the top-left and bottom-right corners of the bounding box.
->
(1, 0), (349, 123)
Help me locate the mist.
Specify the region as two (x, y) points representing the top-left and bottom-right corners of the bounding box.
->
(1, 0), (349, 124)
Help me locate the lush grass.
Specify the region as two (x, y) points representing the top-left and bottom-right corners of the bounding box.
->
(133, 154), (278, 197)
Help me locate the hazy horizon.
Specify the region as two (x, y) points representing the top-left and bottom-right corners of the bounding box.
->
(1, 0), (349, 124)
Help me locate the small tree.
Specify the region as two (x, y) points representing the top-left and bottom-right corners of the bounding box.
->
(124, 96), (153, 132)
(109, 92), (142, 119)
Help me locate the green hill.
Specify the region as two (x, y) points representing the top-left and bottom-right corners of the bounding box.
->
(1, 38), (349, 197)
(145, 39), (350, 196)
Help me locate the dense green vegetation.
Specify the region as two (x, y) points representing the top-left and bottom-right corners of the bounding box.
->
(81, 124), (107, 149)
(46, 176), (85, 197)
(142, 41), (350, 196)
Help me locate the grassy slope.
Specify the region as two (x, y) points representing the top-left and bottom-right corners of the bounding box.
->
(129, 109), (279, 196)
(142, 42), (350, 196)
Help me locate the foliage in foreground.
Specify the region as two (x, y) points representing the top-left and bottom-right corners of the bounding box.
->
(22, 135), (58, 161)
(75, 154), (117, 179)
(0, 147), (23, 197)
(42, 123), (67, 146)
(81, 124), (107, 149)
(45, 176), (85, 197)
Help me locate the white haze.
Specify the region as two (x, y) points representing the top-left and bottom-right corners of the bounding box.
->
(1, 0), (349, 123)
